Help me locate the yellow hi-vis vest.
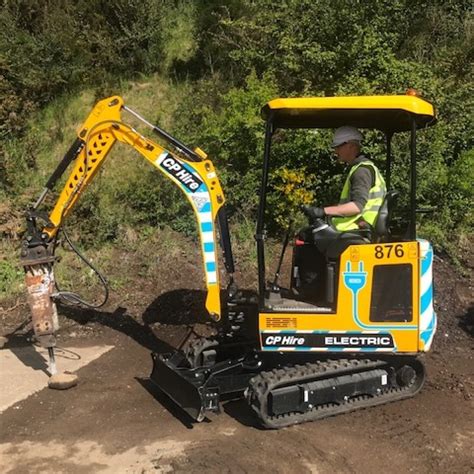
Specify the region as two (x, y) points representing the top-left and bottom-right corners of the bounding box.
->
(332, 160), (386, 232)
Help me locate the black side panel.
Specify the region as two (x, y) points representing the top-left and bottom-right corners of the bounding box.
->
(292, 244), (326, 303)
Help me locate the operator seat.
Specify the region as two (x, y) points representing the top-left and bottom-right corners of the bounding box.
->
(372, 190), (399, 242)
(308, 189), (399, 258)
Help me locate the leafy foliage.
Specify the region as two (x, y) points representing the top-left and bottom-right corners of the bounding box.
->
(1, 0), (472, 259)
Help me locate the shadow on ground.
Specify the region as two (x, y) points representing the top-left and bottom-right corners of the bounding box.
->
(458, 304), (473, 337)
(143, 289), (214, 326)
(222, 398), (262, 429)
(58, 304), (172, 353)
(57, 288), (211, 353)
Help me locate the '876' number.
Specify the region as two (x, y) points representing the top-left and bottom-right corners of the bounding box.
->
(374, 244), (404, 259)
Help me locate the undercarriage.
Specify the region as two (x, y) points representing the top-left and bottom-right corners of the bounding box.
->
(150, 333), (426, 428)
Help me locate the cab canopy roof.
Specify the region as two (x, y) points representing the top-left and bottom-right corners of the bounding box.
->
(261, 95), (436, 133)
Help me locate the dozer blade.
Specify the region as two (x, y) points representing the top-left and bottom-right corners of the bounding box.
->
(150, 352), (219, 422)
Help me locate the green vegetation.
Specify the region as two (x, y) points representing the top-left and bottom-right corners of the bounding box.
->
(0, 259), (23, 299)
(0, 1), (472, 299)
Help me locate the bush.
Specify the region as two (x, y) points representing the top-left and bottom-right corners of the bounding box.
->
(1, 0), (472, 263)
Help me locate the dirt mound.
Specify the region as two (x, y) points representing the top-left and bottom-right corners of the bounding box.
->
(433, 253), (473, 348)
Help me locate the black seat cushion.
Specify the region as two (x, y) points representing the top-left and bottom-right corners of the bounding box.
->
(298, 223), (369, 260)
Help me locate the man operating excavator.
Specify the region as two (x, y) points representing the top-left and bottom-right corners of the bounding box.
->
(297, 126), (388, 301)
(303, 126), (387, 232)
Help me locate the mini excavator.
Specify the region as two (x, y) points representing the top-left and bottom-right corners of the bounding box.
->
(21, 93), (437, 428)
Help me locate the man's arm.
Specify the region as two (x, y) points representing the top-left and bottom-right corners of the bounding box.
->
(323, 201), (361, 217)
(324, 166), (373, 216)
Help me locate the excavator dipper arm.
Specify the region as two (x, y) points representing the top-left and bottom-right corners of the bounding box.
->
(21, 96), (234, 380)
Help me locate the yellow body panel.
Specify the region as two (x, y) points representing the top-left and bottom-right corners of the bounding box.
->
(265, 96), (435, 117)
(260, 241), (422, 353)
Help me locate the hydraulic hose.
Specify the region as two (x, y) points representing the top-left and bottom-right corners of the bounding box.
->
(53, 229), (109, 309)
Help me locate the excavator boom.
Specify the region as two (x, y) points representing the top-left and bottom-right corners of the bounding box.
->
(23, 96), (233, 319)
(21, 96), (235, 381)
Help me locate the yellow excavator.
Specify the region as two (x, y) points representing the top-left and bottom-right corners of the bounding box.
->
(21, 93), (437, 428)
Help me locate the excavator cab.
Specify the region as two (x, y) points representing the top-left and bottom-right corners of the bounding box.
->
(257, 94), (437, 355)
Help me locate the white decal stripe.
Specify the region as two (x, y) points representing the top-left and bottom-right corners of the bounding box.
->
(154, 151), (168, 165)
(199, 211), (212, 223)
(206, 271), (217, 283)
(420, 270), (432, 294)
(420, 306), (434, 330)
(204, 252), (215, 263)
(201, 231), (214, 243)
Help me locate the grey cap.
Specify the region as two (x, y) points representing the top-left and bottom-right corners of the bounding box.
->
(332, 126), (363, 147)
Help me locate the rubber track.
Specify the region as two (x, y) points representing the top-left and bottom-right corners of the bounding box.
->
(246, 358), (425, 429)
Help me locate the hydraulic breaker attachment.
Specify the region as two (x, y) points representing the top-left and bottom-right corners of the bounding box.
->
(21, 231), (59, 372)
(24, 264), (58, 370)
(20, 216), (78, 389)
(24, 264), (58, 342)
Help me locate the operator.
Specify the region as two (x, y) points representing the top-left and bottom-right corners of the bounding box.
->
(304, 126), (386, 232)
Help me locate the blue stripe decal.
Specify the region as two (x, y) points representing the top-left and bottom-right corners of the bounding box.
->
(420, 283), (433, 314)
(204, 242), (214, 252)
(418, 240), (437, 350)
(420, 316), (436, 344)
(201, 222), (212, 232)
(261, 346), (396, 353)
(260, 331), (385, 335)
(421, 248), (432, 276)
(206, 262), (216, 272)
(201, 202), (211, 213)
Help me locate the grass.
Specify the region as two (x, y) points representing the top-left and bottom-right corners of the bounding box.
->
(0, 247), (24, 299)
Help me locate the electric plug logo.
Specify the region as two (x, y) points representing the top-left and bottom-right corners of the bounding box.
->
(343, 259), (415, 333)
(343, 261), (367, 321)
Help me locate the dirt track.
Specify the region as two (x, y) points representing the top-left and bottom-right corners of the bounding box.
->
(1, 253), (473, 473)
